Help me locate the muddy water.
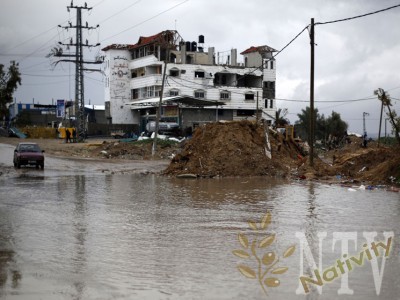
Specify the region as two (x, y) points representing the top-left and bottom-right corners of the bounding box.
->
(1, 144), (400, 299)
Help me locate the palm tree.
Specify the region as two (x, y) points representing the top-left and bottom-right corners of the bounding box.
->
(274, 108), (289, 127)
(374, 88), (400, 145)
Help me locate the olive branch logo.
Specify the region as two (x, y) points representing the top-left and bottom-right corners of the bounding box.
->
(232, 212), (296, 297)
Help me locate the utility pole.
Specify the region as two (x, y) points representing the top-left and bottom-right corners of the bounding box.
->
(377, 99), (384, 147)
(309, 18), (315, 167)
(385, 117), (388, 140)
(363, 112), (369, 135)
(151, 31), (181, 156)
(256, 91), (259, 123)
(152, 60), (168, 156)
(50, 1), (102, 142)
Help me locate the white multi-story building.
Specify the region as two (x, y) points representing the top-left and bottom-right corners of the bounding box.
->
(102, 30), (277, 134)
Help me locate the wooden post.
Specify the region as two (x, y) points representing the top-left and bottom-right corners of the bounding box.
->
(309, 18), (315, 167)
(152, 60), (168, 156)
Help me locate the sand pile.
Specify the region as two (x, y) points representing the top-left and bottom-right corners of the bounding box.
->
(332, 146), (400, 184)
(164, 121), (301, 177)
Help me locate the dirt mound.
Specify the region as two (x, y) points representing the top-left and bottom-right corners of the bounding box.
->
(163, 120), (400, 184)
(333, 146), (400, 184)
(164, 121), (302, 177)
(88, 139), (180, 160)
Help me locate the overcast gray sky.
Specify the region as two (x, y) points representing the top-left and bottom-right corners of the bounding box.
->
(1, 0), (400, 135)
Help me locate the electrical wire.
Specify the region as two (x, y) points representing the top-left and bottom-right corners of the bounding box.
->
(315, 3), (400, 25)
(167, 69), (379, 104)
(276, 96), (376, 103)
(98, 0), (142, 24)
(0, 27), (59, 56)
(21, 73), (70, 78)
(21, 80), (70, 86)
(218, 24), (310, 88)
(274, 25), (309, 58)
(100, 0), (190, 43)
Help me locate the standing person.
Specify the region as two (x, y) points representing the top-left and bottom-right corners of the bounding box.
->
(72, 128), (77, 143)
(65, 128), (71, 143)
(362, 132), (368, 148)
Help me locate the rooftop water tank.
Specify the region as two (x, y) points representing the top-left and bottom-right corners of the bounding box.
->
(198, 35), (204, 44)
(191, 41), (197, 52)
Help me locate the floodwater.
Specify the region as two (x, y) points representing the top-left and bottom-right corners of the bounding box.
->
(0, 143), (399, 300)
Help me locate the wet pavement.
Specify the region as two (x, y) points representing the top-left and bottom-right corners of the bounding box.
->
(0, 142), (400, 299)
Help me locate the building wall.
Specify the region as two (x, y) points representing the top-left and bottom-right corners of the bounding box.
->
(128, 60), (265, 110)
(104, 50), (138, 124)
(104, 45), (277, 126)
(244, 52), (263, 68)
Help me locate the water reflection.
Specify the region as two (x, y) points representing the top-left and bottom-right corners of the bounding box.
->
(72, 175), (88, 300)
(0, 210), (21, 296)
(305, 183), (319, 255)
(0, 173), (399, 299)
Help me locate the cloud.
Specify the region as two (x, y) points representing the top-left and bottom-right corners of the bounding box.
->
(1, 0), (399, 133)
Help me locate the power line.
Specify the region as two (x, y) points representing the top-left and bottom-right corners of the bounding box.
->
(223, 24), (310, 87)
(21, 80), (70, 86)
(21, 73), (70, 78)
(315, 3), (400, 25)
(276, 96), (376, 103)
(274, 25), (309, 58)
(0, 27), (59, 55)
(0, 0), (108, 62)
(98, 0), (142, 24)
(101, 0), (189, 43)
(167, 75), (380, 105)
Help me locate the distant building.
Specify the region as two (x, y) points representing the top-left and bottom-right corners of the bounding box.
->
(7, 101), (107, 131)
(102, 30), (277, 133)
(84, 104), (107, 124)
(8, 101), (60, 127)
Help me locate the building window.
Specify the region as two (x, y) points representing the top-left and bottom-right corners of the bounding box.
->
(237, 109), (254, 116)
(169, 68), (179, 77)
(264, 99), (268, 108)
(264, 81), (275, 89)
(194, 90), (205, 99)
(270, 60), (274, 69)
(194, 70), (205, 78)
(220, 91), (230, 100)
(221, 74), (227, 85)
(270, 99), (273, 108)
(245, 93), (255, 100)
(132, 89), (139, 100)
(169, 89), (179, 97)
(146, 86), (155, 98)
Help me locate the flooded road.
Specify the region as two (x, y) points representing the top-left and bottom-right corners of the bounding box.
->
(0, 143), (399, 299)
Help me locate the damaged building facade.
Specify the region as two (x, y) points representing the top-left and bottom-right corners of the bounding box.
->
(102, 30), (276, 134)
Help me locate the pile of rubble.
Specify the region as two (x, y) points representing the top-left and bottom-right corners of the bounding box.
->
(331, 146), (400, 185)
(163, 120), (400, 186)
(88, 139), (179, 160)
(164, 121), (302, 177)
